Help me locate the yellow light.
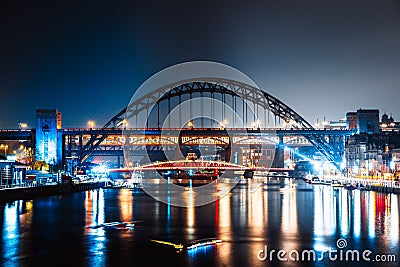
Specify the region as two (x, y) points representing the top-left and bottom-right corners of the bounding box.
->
(220, 119), (228, 128)
(20, 123), (28, 128)
(88, 120), (95, 128)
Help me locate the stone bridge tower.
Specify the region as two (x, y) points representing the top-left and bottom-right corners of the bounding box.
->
(35, 109), (62, 169)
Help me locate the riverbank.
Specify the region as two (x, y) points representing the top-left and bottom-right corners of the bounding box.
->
(0, 182), (105, 203)
(304, 175), (400, 194)
(338, 176), (400, 194)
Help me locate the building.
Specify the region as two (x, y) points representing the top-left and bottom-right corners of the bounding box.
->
(356, 109), (379, 134)
(381, 113), (400, 132)
(325, 119), (347, 130)
(390, 149), (400, 180)
(35, 109), (63, 168)
(346, 109), (380, 134)
(346, 112), (357, 130)
(0, 160), (27, 187)
(345, 134), (383, 178)
(345, 130), (400, 180)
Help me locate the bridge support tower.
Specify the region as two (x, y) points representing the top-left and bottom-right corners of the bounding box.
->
(272, 135), (284, 168)
(35, 109), (63, 170)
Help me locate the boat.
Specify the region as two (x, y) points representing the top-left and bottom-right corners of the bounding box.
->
(186, 238), (222, 250)
(86, 221), (137, 230)
(151, 237), (222, 252)
(164, 170), (220, 187)
(311, 177), (321, 184)
(331, 179), (342, 188)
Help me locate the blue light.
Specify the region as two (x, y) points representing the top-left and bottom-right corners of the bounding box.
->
(6, 155), (16, 161)
(188, 170), (194, 176)
(187, 243), (213, 257)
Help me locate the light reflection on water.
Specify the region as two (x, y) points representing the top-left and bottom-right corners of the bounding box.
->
(0, 179), (399, 266)
(85, 189), (106, 267)
(1, 200), (33, 267)
(2, 201), (19, 266)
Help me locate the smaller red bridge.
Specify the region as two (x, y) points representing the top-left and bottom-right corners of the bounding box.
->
(107, 160), (292, 173)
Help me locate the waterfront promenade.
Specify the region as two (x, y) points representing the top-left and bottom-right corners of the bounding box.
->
(306, 174), (400, 194)
(0, 181), (105, 203)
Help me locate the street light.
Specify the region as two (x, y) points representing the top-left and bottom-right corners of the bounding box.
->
(220, 119), (228, 128)
(251, 119), (261, 129)
(88, 120), (95, 128)
(19, 122), (28, 129)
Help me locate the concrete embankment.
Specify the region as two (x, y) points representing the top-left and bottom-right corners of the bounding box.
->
(0, 182), (104, 203)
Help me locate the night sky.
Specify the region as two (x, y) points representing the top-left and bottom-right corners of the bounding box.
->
(1, 0), (399, 129)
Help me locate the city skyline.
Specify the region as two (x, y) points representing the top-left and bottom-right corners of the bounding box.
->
(1, 0), (400, 128)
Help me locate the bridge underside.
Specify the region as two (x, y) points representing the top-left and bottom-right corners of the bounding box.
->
(64, 129), (350, 175)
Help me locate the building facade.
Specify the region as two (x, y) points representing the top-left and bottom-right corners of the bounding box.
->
(0, 160), (27, 187)
(356, 109), (379, 134)
(346, 112), (357, 130)
(35, 109), (63, 168)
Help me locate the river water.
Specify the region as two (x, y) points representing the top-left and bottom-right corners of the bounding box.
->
(1, 179), (399, 267)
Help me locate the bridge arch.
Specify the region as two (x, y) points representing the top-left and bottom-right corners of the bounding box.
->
(76, 78), (341, 170)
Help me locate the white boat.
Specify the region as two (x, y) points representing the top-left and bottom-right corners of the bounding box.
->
(311, 177), (322, 184)
(331, 179), (342, 188)
(186, 238), (222, 250)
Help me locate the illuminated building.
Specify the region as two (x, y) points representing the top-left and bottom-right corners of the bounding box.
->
(35, 109), (62, 168)
(0, 160), (27, 186)
(346, 112), (357, 130)
(380, 113), (400, 131)
(346, 109), (380, 134)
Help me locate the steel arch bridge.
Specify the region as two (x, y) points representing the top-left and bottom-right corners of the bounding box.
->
(74, 78), (344, 170)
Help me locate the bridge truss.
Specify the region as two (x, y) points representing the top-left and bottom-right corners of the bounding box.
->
(71, 78), (351, 170)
